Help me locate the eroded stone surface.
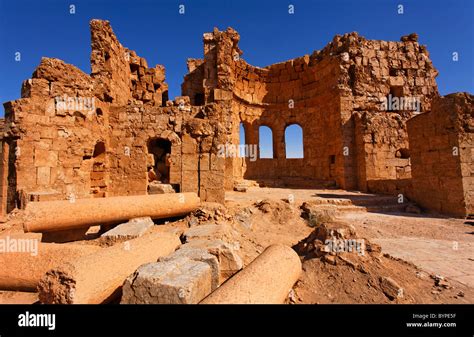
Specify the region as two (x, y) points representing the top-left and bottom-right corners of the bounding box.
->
(0, 19), (471, 220)
(101, 217), (154, 243)
(160, 246), (220, 290)
(182, 239), (243, 282)
(121, 257), (212, 304)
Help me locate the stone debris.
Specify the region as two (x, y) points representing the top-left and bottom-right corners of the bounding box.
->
(121, 231), (243, 304)
(121, 257), (213, 304)
(160, 246), (220, 290)
(181, 239), (243, 282)
(233, 181), (250, 193)
(293, 222), (359, 258)
(432, 274), (451, 289)
(38, 232), (181, 304)
(147, 182), (176, 194)
(379, 276), (404, 300)
(234, 207), (253, 229)
(100, 217), (154, 244)
(233, 186), (247, 192)
(182, 223), (237, 243)
(186, 203), (233, 225)
(301, 202), (337, 227)
(0, 17), (471, 306)
(0, 18), (471, 222)
(201, 245), (301, 304)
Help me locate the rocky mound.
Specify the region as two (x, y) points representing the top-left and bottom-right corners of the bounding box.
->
(291, 223), (470, 304)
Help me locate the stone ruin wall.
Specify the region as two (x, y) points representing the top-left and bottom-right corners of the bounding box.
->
(313, 32), (439, 192)
(0, 20), (472, 218)
(183, 29), (440, 192)
(0, 20), (230, 214)
(183, 28), (346, 188)
(231, 53), (343, 189)
(407, 93), (473, 217)
(346, 34), (439, 195)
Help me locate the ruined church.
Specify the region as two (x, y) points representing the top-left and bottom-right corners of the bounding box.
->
(1, 20), (472, 218)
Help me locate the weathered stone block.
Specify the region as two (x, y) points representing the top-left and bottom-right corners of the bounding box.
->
(101, 217), (154, 243)
(182, 239), (243, 282)
(121, 257), (212, 304)
(147, 182), (176, 194)
(36, 167), (51, 185)
(34, 149), (58, 167)
(380, 276), (404, 300)
(161, 247), (220, 290)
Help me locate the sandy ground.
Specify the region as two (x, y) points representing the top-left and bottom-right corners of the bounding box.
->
(1, 186), (472, 304)
(225, 187), (474, 304)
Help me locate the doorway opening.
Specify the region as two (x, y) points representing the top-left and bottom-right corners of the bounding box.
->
(147, 138), (172, 184)
(90, 141), (107, 198)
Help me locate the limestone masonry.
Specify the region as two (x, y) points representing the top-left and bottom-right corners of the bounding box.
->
(1, 20), (472, 218)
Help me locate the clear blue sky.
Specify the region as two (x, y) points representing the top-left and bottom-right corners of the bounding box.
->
(1, 0), (473, 157)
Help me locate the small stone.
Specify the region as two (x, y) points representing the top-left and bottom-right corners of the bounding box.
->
(437, 279), (450, 289)
(161, 247), (220, 290)
(147, 182), (176, 194)
(181, 239), (243, 283)
(380, 276), (404, 300)
(235, 209), (252, 229)
(100, 217), (154, 244)
(233, 186), (247, 192)
(322, 254), (336, 265)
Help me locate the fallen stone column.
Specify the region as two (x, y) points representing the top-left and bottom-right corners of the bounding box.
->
(0, 241), (101, 291)
(200, 245), (301, 304)
(24, 192), (200, 233)
(38, 232), (181, 304)
(0, 291), (39, 304)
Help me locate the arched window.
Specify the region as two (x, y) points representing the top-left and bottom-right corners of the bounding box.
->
(239, 123), (246, 158)
(285, 124), (303, 158)
(259, 126), (273, 158)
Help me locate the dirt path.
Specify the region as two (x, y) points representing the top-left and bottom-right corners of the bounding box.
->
(339, 212), (474, 288)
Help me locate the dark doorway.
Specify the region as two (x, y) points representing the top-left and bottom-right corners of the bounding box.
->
(147, 138), (172, 184)
(90, 141), (107, 198)
(6, 141), (18, 212)
(194, 93), (205, 106)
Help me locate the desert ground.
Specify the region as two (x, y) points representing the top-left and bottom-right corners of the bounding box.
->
(1, 185), (472, 304)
